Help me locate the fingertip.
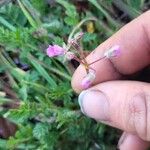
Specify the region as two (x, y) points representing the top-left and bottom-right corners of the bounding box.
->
(77, 89), (110, 121)
(118, 133), (150, 150)
(71, 65), (87, 93)
(71, 73), (82, 94)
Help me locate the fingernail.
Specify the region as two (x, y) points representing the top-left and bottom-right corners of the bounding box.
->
(78, 90), (110, 121)
(78, 90), (89, 114)
(117, 132), (128, 149)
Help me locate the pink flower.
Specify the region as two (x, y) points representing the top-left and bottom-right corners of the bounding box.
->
(81, 78), (92, 89)
(104, 45), (120, 58)
(46, 45), (65, 57)
(81, 69), (96, 89)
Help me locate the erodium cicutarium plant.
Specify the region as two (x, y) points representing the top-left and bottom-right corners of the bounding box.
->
(46, 32), (120, 89)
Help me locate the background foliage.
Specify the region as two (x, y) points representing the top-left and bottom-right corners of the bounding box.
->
(0, 0), (149, 149)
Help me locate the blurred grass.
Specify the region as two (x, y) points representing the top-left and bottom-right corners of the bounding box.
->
(0, 0), (149, 149)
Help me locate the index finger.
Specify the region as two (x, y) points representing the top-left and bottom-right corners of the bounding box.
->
(72, 11), (150, 93)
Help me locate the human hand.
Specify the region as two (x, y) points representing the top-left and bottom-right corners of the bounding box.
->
(72, 11), (150, 150)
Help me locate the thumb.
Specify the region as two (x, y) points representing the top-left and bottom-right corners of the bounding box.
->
(78, 80), (150, 141)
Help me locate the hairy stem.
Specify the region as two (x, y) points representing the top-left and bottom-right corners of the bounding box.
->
(89, 56), (106, 65)
(68, 17), (97, 42)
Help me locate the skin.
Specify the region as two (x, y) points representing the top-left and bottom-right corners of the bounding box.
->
(72, 11), (150, 150)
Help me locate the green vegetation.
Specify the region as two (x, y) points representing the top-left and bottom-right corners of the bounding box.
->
(0, 0), (148, 149)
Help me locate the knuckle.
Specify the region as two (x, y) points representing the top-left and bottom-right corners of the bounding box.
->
(128, 93), (150, 141)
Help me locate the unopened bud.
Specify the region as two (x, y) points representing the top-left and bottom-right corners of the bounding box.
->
(81, 69), (96, 89)
(104, 45), (120, 58)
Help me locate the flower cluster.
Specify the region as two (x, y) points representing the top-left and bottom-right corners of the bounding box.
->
(46, 32), (120, 89)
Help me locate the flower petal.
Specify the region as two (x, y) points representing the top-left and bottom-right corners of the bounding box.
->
(81, 69), (96, 89)
(46, 45), (65, 57)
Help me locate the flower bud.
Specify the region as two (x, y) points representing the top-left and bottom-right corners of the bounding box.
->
(81, 69), (96, 89)
(46, 45), (65, 57)
(104, 45), (120, 58)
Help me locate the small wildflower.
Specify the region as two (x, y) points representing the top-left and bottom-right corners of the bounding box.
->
(46, 33), (121, 90)
(104, 45), (120, 58)
(81, 69), (96, 89)
(46, 45), (65, 57)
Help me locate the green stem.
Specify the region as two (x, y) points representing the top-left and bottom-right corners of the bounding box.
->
(0, 53), (19, 89)
(0, 16), (16, 31)
(68, 16), (113, 43)
(17, 0), (37, 28)
(2, 50), (16, 67)
(0, 97), (13, 103)
(89, 56), (106, 65)
(22, 81), (50, 92)
(29, 54), (71, 81)
(68, 17), (97, 42)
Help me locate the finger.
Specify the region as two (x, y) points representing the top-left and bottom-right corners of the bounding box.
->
(118, 132), (150, 150)
(78, 81), (150, 141)
(72, 11), (150, 93)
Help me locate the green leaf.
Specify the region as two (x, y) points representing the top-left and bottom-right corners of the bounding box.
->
(47, 82), (73, 106)
(31, 0), (47, 15)
(0, 3), (27, 27)
(53, 36), (64, 46)
(17, 0), (37, 28)
(43, 20), (62, 33)
(64, 16), (78, 26)
(56, 0), (78, 24)
(22, 0), (41, 25)
(56, 0), (76, 15)
(127, 0), (143, 10)
(30, 58), (57, 87)
(11, 68), (27, 82)
(6, 125), (33, 149)
(0, 16), (16, 31)
(83, 32), (97, 42)
(4, 102), (38, 123)
(19, 85), (28, 101)
(33, 123), (49, 140)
